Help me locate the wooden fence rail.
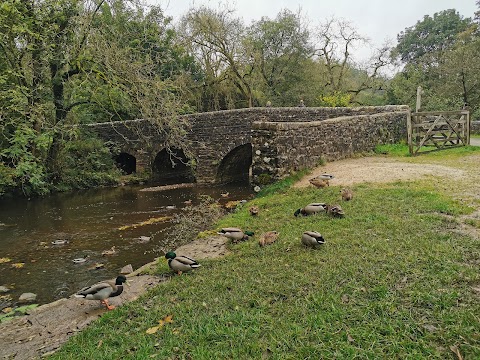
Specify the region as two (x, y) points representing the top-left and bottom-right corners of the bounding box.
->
(407, 110), (470, 155)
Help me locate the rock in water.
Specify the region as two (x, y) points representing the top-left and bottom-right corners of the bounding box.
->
(19, 292), (37, 302)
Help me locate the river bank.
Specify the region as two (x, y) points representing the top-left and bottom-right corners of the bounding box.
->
(2, 146), (480, 359)
(0, 235), (229, 359)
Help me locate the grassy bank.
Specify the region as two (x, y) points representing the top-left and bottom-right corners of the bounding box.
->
(50, 146), (480, 359)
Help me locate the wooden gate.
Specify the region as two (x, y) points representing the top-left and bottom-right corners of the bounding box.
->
(407, 110), (471, 155)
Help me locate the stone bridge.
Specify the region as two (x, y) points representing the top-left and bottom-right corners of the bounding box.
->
(86, 105), (410, 187)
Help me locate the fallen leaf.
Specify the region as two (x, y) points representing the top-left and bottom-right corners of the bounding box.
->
(11, 263), (25, 269)
(97, 340), (103, 348)
(146, 326), (160, 334)
(450, 345), (463, 360)
(146, 315), (173, 334)
(0, 258), (11, 264)
(2, 307), (12, 314)
(347, 334), (355, 343)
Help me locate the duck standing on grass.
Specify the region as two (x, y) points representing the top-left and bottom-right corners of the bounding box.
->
(165, 251), (201, 275)
(74, 275), (127, 310)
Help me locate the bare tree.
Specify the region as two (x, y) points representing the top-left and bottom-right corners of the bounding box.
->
(179, 6), (255, 109)
(312, 18), (369, 92)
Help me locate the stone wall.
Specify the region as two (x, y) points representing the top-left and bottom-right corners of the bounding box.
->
(251, 110), (409, 185)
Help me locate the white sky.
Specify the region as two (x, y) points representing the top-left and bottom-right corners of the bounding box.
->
(146, 0), (477, 65)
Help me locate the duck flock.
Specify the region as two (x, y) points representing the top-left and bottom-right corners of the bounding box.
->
(75, 173), (354, 310)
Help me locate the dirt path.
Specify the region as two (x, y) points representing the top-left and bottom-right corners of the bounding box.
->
(293, 156), (468, 188)
(1, 152), (479, 359)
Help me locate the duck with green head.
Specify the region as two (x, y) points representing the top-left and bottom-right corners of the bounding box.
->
(301, 231), (325, 249)
(74, 275), (127, 310)
(217, 228), (254, 243)
(294, 203), (327, 217)
(165, 251), (201, 275)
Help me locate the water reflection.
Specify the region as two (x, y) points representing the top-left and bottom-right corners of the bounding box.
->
(0, 183), (252, 307)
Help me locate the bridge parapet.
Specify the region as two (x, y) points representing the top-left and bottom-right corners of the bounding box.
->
(251, 108), (409, 187)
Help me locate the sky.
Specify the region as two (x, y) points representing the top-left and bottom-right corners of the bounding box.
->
(146, 0), (478, 64)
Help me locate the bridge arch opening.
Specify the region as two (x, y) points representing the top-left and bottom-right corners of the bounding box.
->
(114, 152), (136, 174)
(152, 148), (195, 184)
(216, 143), (252, 184)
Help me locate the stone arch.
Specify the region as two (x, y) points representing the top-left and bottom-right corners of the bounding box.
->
(114, 152), (136, 174)
(152, 148), (195, 184)
(216, 143), (252, 184)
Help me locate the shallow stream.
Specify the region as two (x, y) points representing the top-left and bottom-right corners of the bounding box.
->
(0, 183), (252, 308)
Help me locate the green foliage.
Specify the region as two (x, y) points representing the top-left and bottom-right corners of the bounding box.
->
(55, 132), (121, 191)
(0, 0), (196, 197)
(390, 10), (480, 117)
(392, 9), (472, 63)
(318, 91), (351, 107)
(256, 173), (273, 185)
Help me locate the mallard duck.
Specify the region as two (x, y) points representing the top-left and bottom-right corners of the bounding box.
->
(301, 231), (325, 248)
(165, 251), (201, 275)
(101, 246), (116, 256)
(258, 231), (279, 247)
(72, 255), (89, 264)
(74, 275), (127, 310)
(309, 178), (329, 188)
(249, 206), (259, 216)
(217, 228), (254, 243)
(341, 188), (353, 201)
(326, 204), (345, 218)
(294, 203), (327, 217)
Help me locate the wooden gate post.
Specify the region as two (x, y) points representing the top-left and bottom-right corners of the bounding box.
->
(407, 112), (413, 155)
(416, 86), (422, 112)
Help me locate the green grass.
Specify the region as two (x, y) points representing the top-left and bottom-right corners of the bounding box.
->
(50, 172), (480, 359)
(375, 142), (480, 158)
